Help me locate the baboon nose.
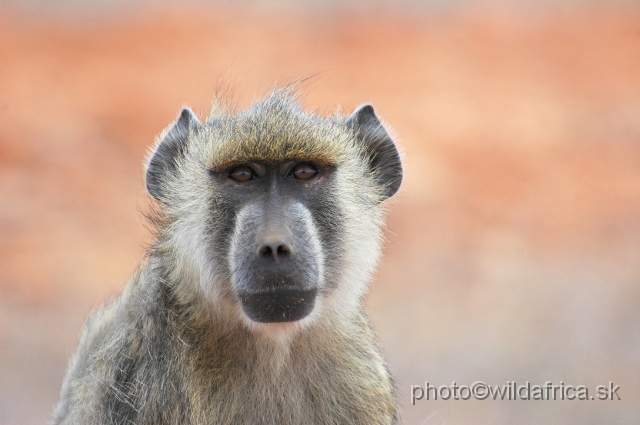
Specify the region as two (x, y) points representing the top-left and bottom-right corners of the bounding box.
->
(258, 236), (293, 262)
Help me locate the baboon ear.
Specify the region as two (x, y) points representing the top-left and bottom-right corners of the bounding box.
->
(146, 108), (200, 202)
(347, 105), (402, 200)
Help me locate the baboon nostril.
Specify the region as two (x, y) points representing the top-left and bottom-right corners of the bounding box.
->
(259, 246), (273, 258)
(277, 245), (289, 256)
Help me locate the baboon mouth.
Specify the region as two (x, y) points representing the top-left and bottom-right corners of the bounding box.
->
(238, 288), (318, 323)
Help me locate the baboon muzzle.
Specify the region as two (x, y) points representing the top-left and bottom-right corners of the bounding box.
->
(232, 203), (322, 323)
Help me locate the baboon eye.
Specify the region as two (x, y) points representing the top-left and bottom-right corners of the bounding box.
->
(229, 166), (256, 182)
(291, 163), (318, 180)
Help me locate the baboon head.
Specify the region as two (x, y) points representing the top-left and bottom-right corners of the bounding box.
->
(146, 91), (401, 331)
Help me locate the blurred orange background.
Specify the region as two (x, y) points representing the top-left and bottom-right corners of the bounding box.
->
(1, 1), (639, 424)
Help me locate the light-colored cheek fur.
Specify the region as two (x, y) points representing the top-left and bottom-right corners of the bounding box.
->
(325, 215), (383, 320)
(323, 161), (386, 323)
(158, 160), (236, 320)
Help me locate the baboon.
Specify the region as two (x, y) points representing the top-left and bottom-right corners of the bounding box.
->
(51, 88), (402, 425)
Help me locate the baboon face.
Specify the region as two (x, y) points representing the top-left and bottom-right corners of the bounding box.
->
(146, 93), (402, 326)
(212, 161), (333, 323)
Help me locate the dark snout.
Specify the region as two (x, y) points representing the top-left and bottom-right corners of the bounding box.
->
(233, 208), (321, 323)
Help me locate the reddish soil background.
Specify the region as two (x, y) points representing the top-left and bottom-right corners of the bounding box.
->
(1, 2), (639, 424)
